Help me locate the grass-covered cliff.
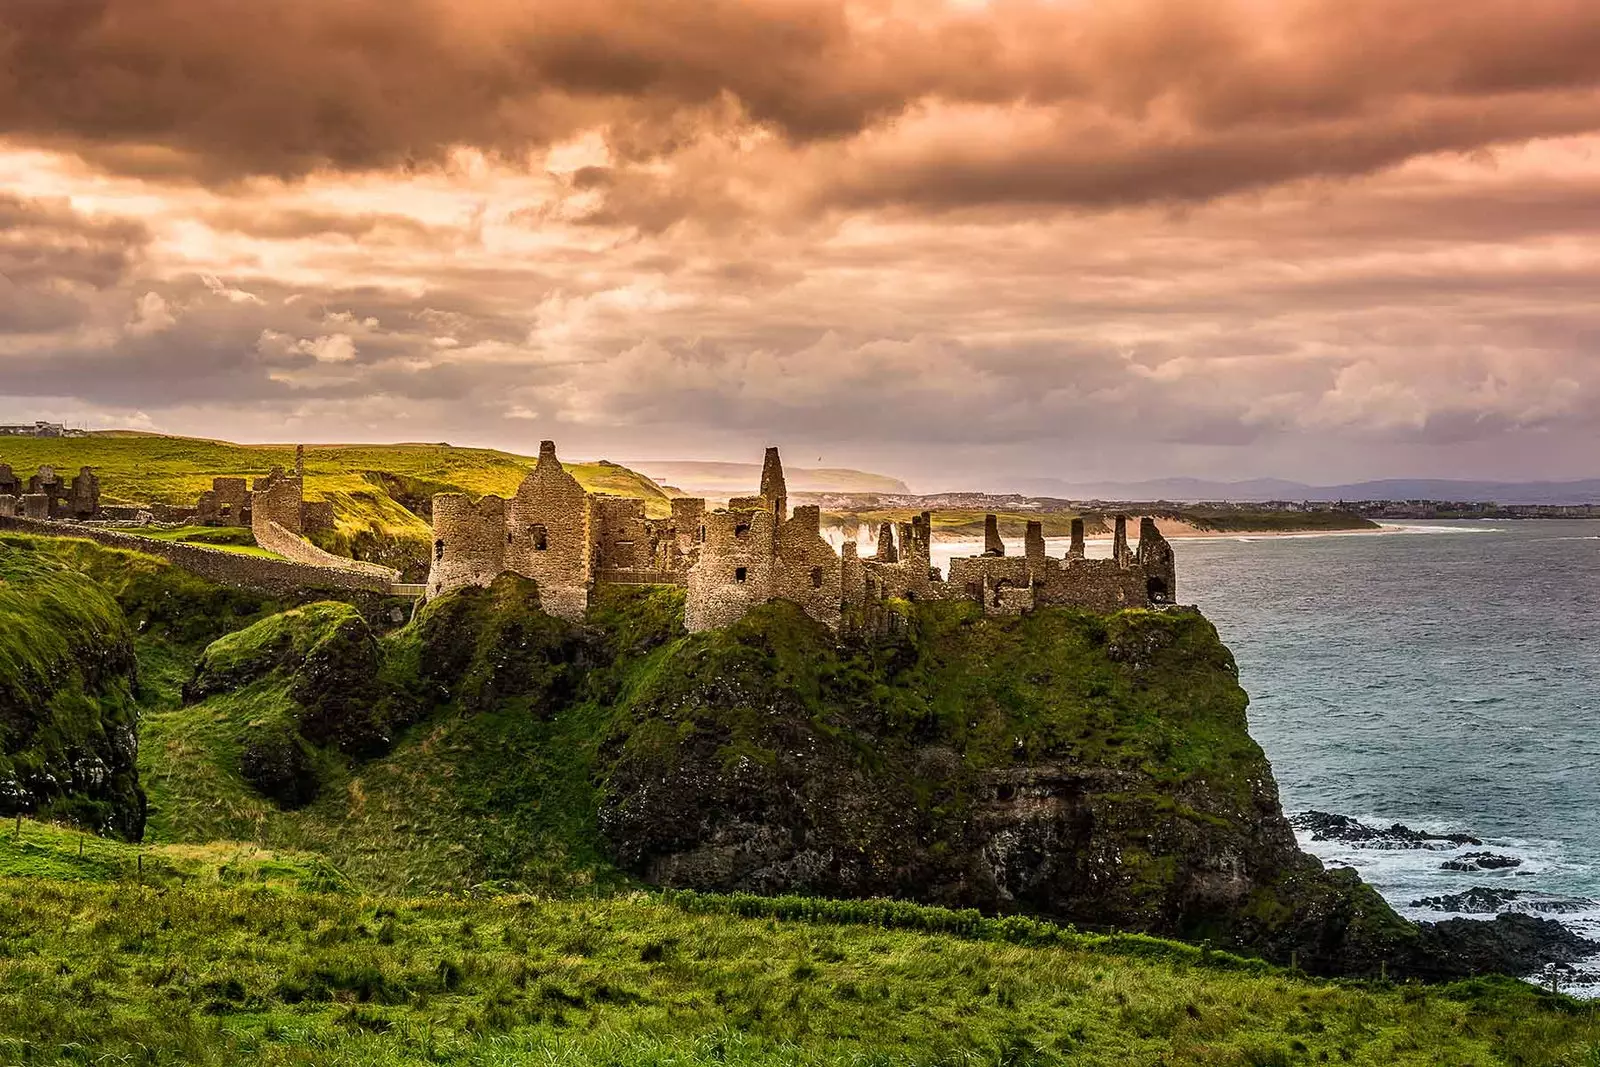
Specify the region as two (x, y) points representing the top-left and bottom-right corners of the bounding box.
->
(4, 532), (1600, 1063)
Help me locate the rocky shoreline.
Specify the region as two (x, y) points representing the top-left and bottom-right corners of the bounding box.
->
(1291, 810), (1600, 983)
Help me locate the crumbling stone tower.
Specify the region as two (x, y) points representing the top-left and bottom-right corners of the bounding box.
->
(685, 497), (780, 631)
(428, 493), (508, 598)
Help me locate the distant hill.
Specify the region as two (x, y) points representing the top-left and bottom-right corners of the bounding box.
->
(626, 459), (909, 497)
(0, 432), (678, 577)
(1011, 475), (1600, 506)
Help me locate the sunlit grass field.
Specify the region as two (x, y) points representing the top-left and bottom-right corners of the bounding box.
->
(4, 818), (1598, 1067)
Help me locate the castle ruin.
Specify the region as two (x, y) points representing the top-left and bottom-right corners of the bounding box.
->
(0, 464), (99, 521)
(426, 443), (1177, 630)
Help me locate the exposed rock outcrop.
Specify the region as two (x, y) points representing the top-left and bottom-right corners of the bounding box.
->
(595, 599), (1432, 977)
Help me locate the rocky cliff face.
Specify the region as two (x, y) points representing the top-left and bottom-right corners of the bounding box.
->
(593, 598), (1579, 978)
(0, 548), (144, 839)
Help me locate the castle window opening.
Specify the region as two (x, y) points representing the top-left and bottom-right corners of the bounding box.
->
(810, 566), (823, 589)
(698, 525), (705, 542)
(734, 566), (748, 583)
(435, 539), (445, 561)
(734, 522), (750, 539)
(1147, 577), (1171, 603)
(531, 524), (548, 551)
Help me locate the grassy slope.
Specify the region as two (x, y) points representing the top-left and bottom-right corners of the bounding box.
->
(0, 433), (678, 540)
(2, 818), (1597, 1066)
(0, 544), (143, 835)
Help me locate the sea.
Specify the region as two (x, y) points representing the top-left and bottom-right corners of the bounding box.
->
(912, 520), (1600, 987)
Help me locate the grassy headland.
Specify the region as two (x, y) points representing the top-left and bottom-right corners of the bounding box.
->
(2, 532), (1597, 1064)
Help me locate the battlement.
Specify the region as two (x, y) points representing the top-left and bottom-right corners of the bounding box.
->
(422, 442), (1181, 632)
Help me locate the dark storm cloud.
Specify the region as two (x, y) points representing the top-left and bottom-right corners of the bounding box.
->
(4, 0), (1600, 213)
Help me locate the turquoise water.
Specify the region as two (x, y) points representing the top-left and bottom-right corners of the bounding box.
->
(1178, 520), (1600, 979)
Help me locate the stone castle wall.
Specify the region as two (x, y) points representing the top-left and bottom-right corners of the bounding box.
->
(684, 501), (778, 632)
(428, 493), (508, 598)
(421, 441), (1181, 633)
(0, 515), (398, 597)
(772, 505), (844, 631)
(0, 464), (100, 520)
(253, 519), (400, 580)
(251, 467), (306, 537)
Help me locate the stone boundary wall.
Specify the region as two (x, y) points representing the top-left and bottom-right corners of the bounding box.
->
(253, 519), (400, 581)
(0, 515), (397, 597)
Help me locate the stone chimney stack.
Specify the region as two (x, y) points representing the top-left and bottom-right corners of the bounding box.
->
(759, 446), (787, 522)
(294, 444), (305, 479)
(1113, 514), (1131, 566)
(874, 521), (898, 562)
(1025, 520), (1046, 565)
(537, 440), (560, 469)
(983, 514), (1005, 557)
(1068, 517), (1086, 559)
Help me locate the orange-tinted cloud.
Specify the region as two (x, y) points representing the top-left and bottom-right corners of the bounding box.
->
(3, 3), (1600, 484)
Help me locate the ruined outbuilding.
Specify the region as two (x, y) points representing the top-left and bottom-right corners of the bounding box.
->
(0, 463), (99, 520)
(426, 443), (1178, 630)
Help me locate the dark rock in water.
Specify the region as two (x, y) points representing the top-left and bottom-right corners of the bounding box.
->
(1442, 851), (1522, 872)
(1413, 887), (1524, 913)
(1412, 886), (1597, 915)
(1290, 810), (1481, 849)
(1412, 915), (1599, 980)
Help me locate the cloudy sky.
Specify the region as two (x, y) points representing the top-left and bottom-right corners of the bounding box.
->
(2, 0), (1598, 490)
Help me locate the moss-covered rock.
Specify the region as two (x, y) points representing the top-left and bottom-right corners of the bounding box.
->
(416, 573), (584, 712)
(594, 599), (1422, 977)
(0, 546), (144, 838)
(183, 602), (418, 805)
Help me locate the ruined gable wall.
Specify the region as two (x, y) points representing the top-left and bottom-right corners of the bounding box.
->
(251, 467), (305, 537)
(671, 497), (706, 552)
(773, 505), (842, 630)
(946, 555), (1031, 603)
(427, 493), (508, 598)
(685, 505), (777, 633)
(503, 441), (592, 622)
(591, 496), (652, 571)
(1137, 518), (1177, 604)
(197, 477), (251, 525)
(64, 468), (100, 520)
